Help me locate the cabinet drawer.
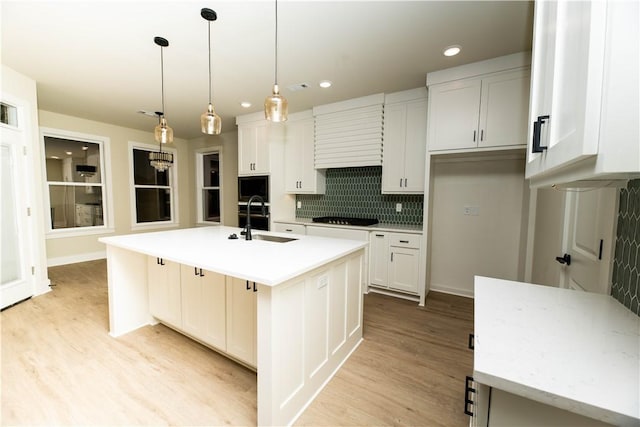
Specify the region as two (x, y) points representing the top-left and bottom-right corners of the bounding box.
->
(389, 233), (421, 249)
(273, 223), (306, 235)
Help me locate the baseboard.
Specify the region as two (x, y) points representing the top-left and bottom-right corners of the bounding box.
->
(429, 283), (474, 298)
(47, 251), (106, 267)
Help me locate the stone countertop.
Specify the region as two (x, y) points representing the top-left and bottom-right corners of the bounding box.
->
(99, 226), (367, 286)
(474, 276), (640, 427)
(274, 218), (423, 234)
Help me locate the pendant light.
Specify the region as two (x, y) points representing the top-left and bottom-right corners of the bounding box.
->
(200, 8), (222, 135)
(264, 0), (288, 122)
(149, 36), (174, 172)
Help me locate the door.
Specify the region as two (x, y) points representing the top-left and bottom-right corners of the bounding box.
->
(0, 118), (33, 309)
(561, 188), (618, 293)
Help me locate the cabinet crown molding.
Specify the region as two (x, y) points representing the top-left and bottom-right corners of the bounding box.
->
(426, 51), (531, 86)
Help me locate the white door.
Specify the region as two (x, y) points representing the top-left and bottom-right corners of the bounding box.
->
(0, 123), (33, 309)
(561, 188), (618, 294)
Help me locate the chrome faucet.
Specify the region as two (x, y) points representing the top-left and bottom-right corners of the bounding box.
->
(245, 195), (266, 240)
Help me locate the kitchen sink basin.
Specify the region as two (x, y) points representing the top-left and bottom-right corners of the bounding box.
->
(252, 234), (298, 243)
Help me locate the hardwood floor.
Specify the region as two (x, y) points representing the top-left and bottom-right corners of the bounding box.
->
(1, 260), (473, 426)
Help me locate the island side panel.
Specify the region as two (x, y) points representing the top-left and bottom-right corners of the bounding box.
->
(105, 245), (153, 337)
(257, 249), (365, 426)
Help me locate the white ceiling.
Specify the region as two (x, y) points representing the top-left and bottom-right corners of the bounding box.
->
(1, 0), (533, 140)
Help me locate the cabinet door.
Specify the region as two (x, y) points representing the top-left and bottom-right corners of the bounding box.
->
(284, 121), (304, 192)
(427, 79), (481, 151)
(388, 247), (419, 294)
(478, 69), (530, 148)
(238, 122), (270, 176)
(381, 103), (407, 192)
(180, 265), (226, 350)
(226, 276), (257, 367)
(402, 99), (427, 192)
(526, 0), (607, 177)
(298, 118), (321, 193)
(147, 257), (182, 327)
(369, 233), (389, 287)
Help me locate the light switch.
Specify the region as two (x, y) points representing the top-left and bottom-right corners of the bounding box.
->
(297, 201), (302, 209)
(317, 275), (328, 289)
(463, 206), (480, 216)
(396, 203), (402, 212)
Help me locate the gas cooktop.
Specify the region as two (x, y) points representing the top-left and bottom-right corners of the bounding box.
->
(312, 216), (379, 226)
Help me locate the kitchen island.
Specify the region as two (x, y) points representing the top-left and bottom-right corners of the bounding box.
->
(472, 276), (639, 426)
(99, 226), (367, 426)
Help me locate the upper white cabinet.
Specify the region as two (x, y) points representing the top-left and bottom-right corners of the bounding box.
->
(382, 88), (427, 194)
(526, 0), (639, 186)
(237, 113), (271, 176)
(284, 110), (326, 194)
(426, 52), (531, 153)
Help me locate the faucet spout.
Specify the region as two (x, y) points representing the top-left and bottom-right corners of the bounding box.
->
(245, 195), (266, 240)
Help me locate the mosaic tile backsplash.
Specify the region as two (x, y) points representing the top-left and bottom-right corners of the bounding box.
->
(296, 166), (423, 225)
(611, 179), (640, 316)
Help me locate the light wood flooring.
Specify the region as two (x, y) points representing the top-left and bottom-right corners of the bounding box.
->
(1, 259), (473, 426)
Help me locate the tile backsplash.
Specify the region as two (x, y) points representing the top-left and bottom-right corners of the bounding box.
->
(296, 166), (423, 225)
(611, 179), (640, 316)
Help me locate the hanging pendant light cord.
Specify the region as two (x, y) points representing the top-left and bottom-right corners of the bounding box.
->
(274, 0), (278, 86)
(160, 46), (166, 117)
(208, 20), (212, 104)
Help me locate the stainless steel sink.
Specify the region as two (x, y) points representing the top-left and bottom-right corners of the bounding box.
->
(252, 234), (298, 243)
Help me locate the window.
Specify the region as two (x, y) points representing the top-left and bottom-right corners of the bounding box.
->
(130, 142), (177, 228)
(42, 129), (111, 236)
(196, 150), (222, 224)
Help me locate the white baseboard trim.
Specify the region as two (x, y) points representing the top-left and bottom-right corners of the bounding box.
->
(47, 251), (106, 267)
(429, 283), (474, 299)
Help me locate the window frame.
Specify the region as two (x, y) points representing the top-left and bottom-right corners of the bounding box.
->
(40, 127), (114, 238)
(195, 147), (224, 225)
(128, 141), (179, 230)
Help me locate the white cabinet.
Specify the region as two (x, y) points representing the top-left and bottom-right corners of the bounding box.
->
(180, 265), (226, 351)
(272, 222), (306, 235)
(284, 111), (325, 194)
(237, 120), (270, 176)
(147, 257), (182, 328)
(382, 88), (427, 194)
(368, 232), (421, 295)
(226, 276), (257, 367)
(526, 0), (639, 186)
(427, 68), (530, 152)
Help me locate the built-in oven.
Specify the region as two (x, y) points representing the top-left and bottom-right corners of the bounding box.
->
(238, 204), (270, 231)
(238, 175), (269, 203)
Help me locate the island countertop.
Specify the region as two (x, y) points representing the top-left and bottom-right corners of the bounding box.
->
(99, 226), (367, 286)
(474, 276), (640, 426)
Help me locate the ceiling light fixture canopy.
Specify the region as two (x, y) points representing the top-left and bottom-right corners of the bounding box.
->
(150, 37), (174, 172)
(200, 8), (222, 135)
(264, 0), (288, 122)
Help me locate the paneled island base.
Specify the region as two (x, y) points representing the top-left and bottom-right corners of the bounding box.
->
(101, 227), (366, 426)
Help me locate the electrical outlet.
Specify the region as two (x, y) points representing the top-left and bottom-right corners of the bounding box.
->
(463, 206), (480, 216)
(317, 275), (328, 289)
(396, 203), (402, 212)
(297, 201), (302, 209)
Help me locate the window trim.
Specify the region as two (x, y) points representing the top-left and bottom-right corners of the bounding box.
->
(40, 127), (114, 238)
(128, 141), (179, 231)
(195, 147), (224, 225)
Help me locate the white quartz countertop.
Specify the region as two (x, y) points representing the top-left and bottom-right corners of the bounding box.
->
(274, 218), (423, 234)
(99, 226), (367, 286)
(474, 276), (640, 426)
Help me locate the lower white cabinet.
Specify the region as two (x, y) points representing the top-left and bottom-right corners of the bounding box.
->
(147, 257), (182, 328)
(369, 232), (421, 295)
(226, 276), (257, 367)
(272, 222), (306, 235)
(180, 265), (226, 351)
(471, 382), (612, 427)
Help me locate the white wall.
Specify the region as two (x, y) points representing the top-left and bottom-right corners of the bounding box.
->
(429, 156), (528, 297)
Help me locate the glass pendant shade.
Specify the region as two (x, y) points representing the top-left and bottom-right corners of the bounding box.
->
(201, 103), (222, 135)
(264, 84), (288, 122)
(154, 116), (174, 144)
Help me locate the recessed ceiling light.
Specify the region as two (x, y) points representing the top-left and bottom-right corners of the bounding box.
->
(82, 146), (89, 151)
(319, 80), (332, 89)
(443, 45), (461, 57)
(65, 151), (73, 155)
(240, 101), (252, 108)
(51, 156), (60, 160)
